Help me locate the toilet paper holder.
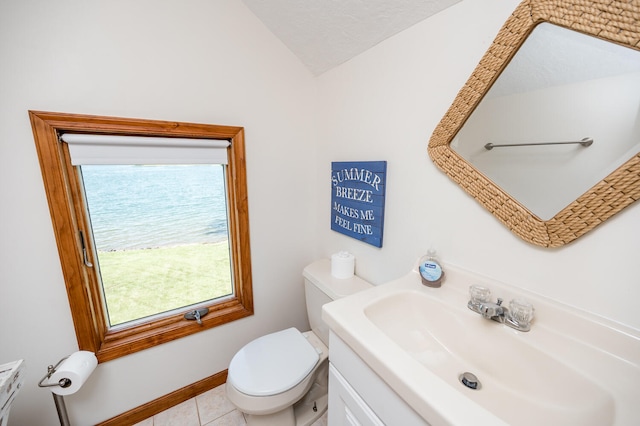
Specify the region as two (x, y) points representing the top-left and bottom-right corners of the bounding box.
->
(38, 356), (73, 426)
(38, 356), (72, 390)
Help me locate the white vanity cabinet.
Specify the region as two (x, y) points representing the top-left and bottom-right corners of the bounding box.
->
(328, 332), (429, 426)
(329, 365), (384, 426)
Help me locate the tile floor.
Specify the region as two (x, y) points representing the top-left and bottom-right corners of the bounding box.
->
(133, 384), (328, 426)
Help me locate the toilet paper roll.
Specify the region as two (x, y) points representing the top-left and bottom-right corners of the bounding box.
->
(50, 351), (97, 395)
(331, 251), (355, 279)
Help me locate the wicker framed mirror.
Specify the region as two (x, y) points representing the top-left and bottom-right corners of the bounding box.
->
(428, 0), (640, 247)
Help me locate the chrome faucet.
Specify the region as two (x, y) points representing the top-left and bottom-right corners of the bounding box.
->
(468, 285), (534, 332)
(476, 298), (505, 319)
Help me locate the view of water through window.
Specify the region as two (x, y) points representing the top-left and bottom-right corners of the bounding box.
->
(81, 165), (233, 326)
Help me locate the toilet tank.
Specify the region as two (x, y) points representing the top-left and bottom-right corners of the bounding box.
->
(303, 259), (373, 346)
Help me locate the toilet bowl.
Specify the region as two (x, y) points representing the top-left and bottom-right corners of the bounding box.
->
(226, 259), (372, 426)
(226, 328), (328, 426)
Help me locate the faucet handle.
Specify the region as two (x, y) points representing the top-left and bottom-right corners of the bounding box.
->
(509, 298), (534, 324)
(469, 285), (491, 303)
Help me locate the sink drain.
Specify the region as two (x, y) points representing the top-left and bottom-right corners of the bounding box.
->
(459, 372), (481, 390)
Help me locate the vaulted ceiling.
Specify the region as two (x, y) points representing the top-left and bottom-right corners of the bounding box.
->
(242, 0), (462, 75)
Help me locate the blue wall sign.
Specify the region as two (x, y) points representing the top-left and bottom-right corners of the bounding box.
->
(331, 161), (387, 247)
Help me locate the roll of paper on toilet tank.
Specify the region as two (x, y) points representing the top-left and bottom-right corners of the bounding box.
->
(331, 251), (355, 279)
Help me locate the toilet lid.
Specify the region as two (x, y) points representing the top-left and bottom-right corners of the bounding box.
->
(228, 327), (320, 396)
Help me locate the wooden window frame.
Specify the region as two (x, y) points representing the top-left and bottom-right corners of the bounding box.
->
(29, 111), (253, 363)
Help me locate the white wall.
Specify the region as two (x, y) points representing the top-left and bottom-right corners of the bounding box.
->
(315, 0), (640, 331)
(0, 0), (318, 424)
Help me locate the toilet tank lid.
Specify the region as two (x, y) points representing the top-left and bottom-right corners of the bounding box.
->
(228, 328), (319, 396)
(303, 259), (373, 300)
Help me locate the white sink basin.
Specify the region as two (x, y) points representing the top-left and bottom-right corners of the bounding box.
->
(323, 264), (640, 425)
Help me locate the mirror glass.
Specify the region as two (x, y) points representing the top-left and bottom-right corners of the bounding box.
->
(451, 23), (640, 220)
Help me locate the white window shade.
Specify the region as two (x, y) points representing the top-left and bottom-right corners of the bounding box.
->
(60, 134), (230, 165)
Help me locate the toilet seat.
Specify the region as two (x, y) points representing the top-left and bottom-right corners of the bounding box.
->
(228, 327), (320, 396)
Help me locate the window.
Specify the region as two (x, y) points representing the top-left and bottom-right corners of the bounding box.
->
(30, 111), (253, 362)
(80, 164), (232, 327)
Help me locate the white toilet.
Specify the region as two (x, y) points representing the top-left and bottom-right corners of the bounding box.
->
(226, 259), (372, 426)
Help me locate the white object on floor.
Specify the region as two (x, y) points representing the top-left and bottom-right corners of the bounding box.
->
(0, 359), (25, 426)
